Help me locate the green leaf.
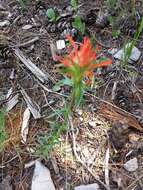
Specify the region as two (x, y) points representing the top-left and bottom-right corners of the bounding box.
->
(53, 77), (73, 91)
(18, 0), (27, 10)
(46, 8), (56, 22)
(52, 85), (61, 92)
(72, 16), (85, 35)
(70, 0), (77, 11)
(0, 110), (7, 151)
(112, 29), (120, 38)
(61, 77), (73, 86)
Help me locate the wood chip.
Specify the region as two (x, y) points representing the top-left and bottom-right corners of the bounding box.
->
(21, 88), (41, 119)
(99, 103), (143, 132)
(6, 88), (19, 112)
(14, 48), (50, 83)
(21, 108), (31, 143)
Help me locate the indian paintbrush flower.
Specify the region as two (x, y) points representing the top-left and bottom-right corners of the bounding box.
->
(57, 35), (112, 107)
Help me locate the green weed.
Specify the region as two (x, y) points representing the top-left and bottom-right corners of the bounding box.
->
(70, 0), (85, 35)
(46, 8), (60, 22)
(106, 0), (117, 10)
(17, 0), (27, 11)
(36, 122), (67, 158)
(72, 15), (85, 35)
(0, 110), (7, 152)
(35, 106), (69, 158)
(123, 16), (143, 66)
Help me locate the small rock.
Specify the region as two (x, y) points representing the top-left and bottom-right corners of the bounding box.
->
(22, 24), (33, 30)
(0, 20), (10, 27)
(75, 183), (100, 190)
(56, 40), (65, 50)
(124, 158), (138, 172)
(79, 117), (83, 122)
(88, 121), (96, 127)
(128, 133), (140, 143)
(113, 43), (141, 63)
(31, 161), (55, 190)
(76, 109), (83, 116)
(88, 119), (102, 127)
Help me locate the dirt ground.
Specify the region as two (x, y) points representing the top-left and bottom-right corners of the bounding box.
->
(0, 0), (143, 190)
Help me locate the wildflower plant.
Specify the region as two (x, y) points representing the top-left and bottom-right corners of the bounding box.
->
(36, 36), (112, 157)
(57, 35), (112, 108)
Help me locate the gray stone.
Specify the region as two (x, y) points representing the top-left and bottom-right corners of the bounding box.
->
(113, 43), (141, 63)
(124, 158), (138, 172)
(74, 183), (100, 190)
(0, 20), (10, 27)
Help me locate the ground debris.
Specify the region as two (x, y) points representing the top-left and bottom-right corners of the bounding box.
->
(0, 176), (12, 190)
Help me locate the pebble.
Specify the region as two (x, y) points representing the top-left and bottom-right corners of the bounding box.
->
(0, 20), (10, 27)
(74, 183), (100, 190)
(111, 43), (141, 63)
(56, 40), (65, 50)
(22, 24), (33, 30)
(76, 109), (83, 116)
(88, 121), (96, 127)
(124, 158), (138, 172)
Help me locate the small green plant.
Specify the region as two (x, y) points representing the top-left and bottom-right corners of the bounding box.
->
(36, 108), (68, 157)
(17, 0), (27, 11)
(107, 15), (121, 38)
(36, 36), (112, 158)
(70, 0), (85, 35)
(70, 0), (78, 12)
(72, 16), (85, 35)
(0, 110), (7, 152)
(106, 0), (117, 10)
(123, 16), (143, 65)
(46, 8), (60, 22)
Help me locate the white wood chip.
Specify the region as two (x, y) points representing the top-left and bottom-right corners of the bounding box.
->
(21, 88), (41, 119)
(6, 94), (19, 112)
(6, 88), (19, 112)
(31, 161), (55, 190)
(22, 24), (33, 30)
(6, 88), (13, 99)
(21, 108), (31, 143)
(14, 48), (49, 83)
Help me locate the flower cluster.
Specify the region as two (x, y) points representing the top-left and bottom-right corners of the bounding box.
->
(57, 35), (112, 107)
(58, 35), (112, 83)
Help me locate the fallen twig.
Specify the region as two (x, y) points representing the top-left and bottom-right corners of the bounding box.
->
(104, 147), (111, 190)
(21, 88), (41, 119)
(11, 37), (39, 48)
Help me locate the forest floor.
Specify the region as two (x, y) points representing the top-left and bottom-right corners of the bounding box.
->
(0, 0), (143, 190)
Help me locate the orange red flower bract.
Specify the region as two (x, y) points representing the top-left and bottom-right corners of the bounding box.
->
(57, 35), (112, 81)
